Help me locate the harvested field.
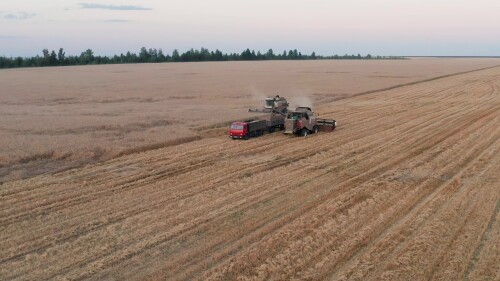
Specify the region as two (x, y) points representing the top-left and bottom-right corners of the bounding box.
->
(1, 61), (500, 280)
(1, 58), (500, 182)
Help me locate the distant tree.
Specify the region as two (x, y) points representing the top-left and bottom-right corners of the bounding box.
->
(125, 51), (132, 62)
(57, 48), (65, 65)
(266, 49), (274, 59)
(49, 50), (58, 66)
(192, 48), (201, 61)
(66, 55), (77, 65)
(80, 49), (94, 64)
(139, 47), (149, 62)
(213, 49), (223, 61)
(0, 47), (395, 69)
(200, 47), (210, 61)
(172, 49), (180, 62)
(158, 49), (165, 61)
(241, 48), (252, 60)
(41, 49), (50, 66)
(148, 48), (158, 62)
(180, 48), (196, 61)
(15, 56), (24, 67)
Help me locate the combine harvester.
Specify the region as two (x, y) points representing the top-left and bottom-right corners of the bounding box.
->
(229, 96), (336, 139)
(283, 107), (337, 137)
(229, 95), (289, 139)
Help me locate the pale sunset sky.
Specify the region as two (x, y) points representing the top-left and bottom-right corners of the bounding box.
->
(1, 0), (499, 57)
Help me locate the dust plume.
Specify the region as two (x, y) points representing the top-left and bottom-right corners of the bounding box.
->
(287, 90), (314, 109)
(249, 85), (269, 103)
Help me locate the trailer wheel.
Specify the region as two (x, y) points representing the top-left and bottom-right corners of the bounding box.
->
(313, 126), (318, 134)
(301, 129), (308, 137)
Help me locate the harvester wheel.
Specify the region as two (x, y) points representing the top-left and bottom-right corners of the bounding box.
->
(301, 129), (308, 137)
(313, 126), (318, 134)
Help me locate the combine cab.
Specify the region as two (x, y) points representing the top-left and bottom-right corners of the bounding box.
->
(283, 107), (337, 137)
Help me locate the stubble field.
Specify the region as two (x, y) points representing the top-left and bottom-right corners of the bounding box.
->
(0, 59), (499, 280)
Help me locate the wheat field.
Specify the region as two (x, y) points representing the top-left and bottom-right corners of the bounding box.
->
(1, 58), (500, 182)
(0, 59), (499, 280)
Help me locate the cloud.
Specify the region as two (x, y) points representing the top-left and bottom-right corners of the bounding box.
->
(1, 12), (36, 20)
(103, 19), (131, 23)
(0, 35), (29, 39)
(78, 3), (152, 11)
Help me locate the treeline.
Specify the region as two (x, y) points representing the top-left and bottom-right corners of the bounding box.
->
(0, 47), (401, 69)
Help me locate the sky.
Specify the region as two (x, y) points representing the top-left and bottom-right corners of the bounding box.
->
(1, 0), (499, 57)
